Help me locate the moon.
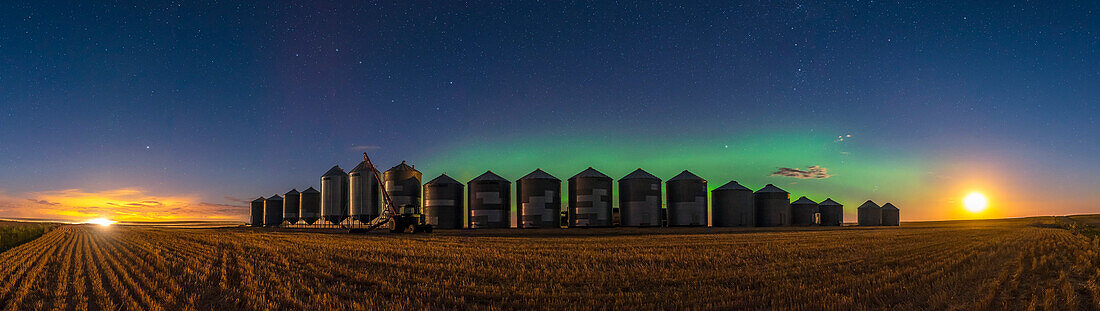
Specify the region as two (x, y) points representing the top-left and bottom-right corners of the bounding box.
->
(964, 192), (988, 213)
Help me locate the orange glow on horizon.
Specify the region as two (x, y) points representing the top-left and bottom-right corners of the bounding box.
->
(0, 187), (247, 223)
(85, 218), (116, 226)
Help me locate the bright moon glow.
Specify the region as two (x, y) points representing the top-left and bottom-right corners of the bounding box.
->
(963, 193), (988, 213)
(86, 218), (116, 226)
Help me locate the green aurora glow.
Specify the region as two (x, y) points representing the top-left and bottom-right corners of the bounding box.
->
(412, 129), (932, 221)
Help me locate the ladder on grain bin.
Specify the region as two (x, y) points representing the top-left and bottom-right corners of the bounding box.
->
(353, 152), (433, 234)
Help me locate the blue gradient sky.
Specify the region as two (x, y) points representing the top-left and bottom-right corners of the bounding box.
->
(0, 1), (1096, 221)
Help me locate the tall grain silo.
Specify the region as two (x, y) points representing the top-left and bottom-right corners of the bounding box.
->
(468, 171), (510, 228)
(517, 169), (561, 229)
(249, 197), (265, 227)
(618, 168), (661, 227)
(818, 198), (843, 226)
(424, 174), (464, 229)
(568, 167), (613, 227)
(857, 200), (882, 226)
(754, 184), (791, 227)
(264, 195), (284, 227)
(881, 203), (900, 226)
(384, 161), (423, 212)
(283, 189), (300, 226)
(349, 160), (381, 224)
(299, 187), (321, 225)
(321, 165), (349, 225)
(666, 170), (708, 227)
(790, 196), (819, 226)
(711, 181), (754, 227)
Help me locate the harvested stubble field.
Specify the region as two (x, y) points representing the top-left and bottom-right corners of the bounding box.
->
(1, 217), (1098, 310)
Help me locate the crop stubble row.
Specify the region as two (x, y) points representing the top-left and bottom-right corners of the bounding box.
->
(0, 219), (1097, 310)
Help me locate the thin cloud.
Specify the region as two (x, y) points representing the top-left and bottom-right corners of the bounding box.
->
(771, 165), (831, 179)
(27, 199), (59, 206)
(224, 196), (253, 204)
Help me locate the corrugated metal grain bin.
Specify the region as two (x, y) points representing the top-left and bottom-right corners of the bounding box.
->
(517, 169), (561, 229)
(424, 174), (464, 229)
(818, 198), (843, 226)
(283, 189), (300, 225)
(299, 187), (321, 225)
(857, 200), (882, 226)
(384, 161), (422, 210)
(666, 170), (708, 227)
(321, 166), (349, 225)
(754, 184), (790, 227)
(618, 169), (662, 227)
(790, 196), (819, 226)
(711, 181), (754, 227)
(881, 203), (900, 226)
(568, 167), (613, 227)
(264, 195), (284, 227)
(349, 161), (381, 223)
(249, 197), (265, 227)
(468, 171), (510, 228)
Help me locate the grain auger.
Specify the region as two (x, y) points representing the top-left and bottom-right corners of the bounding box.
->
(353, 153), (433, 234)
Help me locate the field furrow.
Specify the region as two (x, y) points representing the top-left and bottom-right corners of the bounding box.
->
(46, 227), (78, 310)
(0, 227), (65, 307)
(0, 218), (1096, 310)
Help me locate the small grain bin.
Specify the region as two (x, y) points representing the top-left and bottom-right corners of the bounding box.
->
(384, 161), (422, 211)
(299, 187), (321, 225)
(249, 197), (265, 227)
(468, 171), (510, 228)
(349, 160), (381, 223)
(568, 167), (613, 227)
(711, 181), (754, 227)
(321, 165), (349, 225)
(790, 196), (819, 226)
(666, 170), (708, 227)
(754, 184), (791, 227)
(423, 174), (464, 229)
(283, 189), (300, 225)
(881, 203), (900, 226)
(517, 169), (562, 229)
(264, 195), (284, 227)
(818, 198), (843, 226)
(857, 200), (882, 226)
(618, 169), (662, 227)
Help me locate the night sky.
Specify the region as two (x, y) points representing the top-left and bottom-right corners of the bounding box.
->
(1, 1), (1097, 222)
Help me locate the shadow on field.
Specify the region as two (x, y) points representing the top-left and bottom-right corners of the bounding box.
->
(234, 223), (920, 239)
(178, 216), (1097, 239)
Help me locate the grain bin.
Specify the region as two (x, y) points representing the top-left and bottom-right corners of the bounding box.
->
(568, 167), (613, 227)
(881, 203), (900, 226)
(618, 168), (662, 227)
(299, 187), (321, 225)
(321, 165), (349, 225)
(857, 200), (882, 226)
(424, 174), (464, 229)
(384, 161), (423, 212)
(468, 171), (510, 228)
(283, 189), (300, 225)
(754, 184), (790, 227)
(818, 198), (843, 226)
(249, 197), (265, 227)
(711, 181), (754, 227)
(666, 170), (708, 227)
(264, 195), (284, 227)
(517, 169), (561, 229)
(349, 160), (381, 223)
(790, 196), (819, 226)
